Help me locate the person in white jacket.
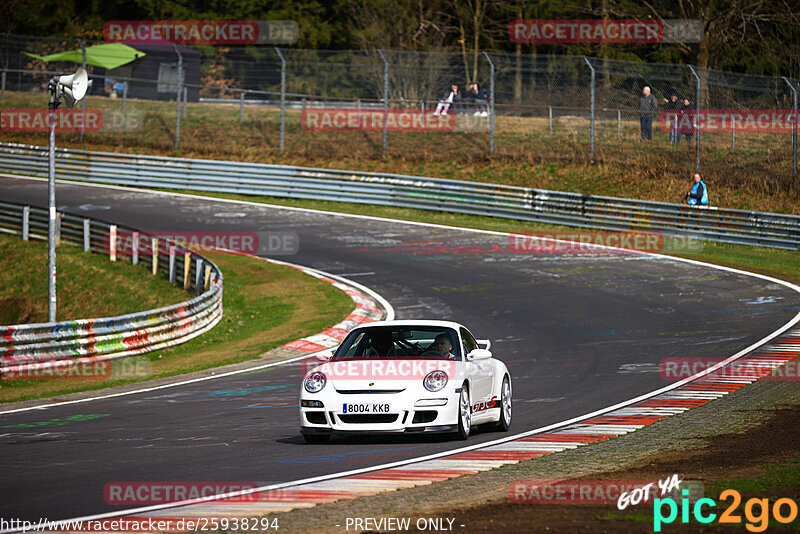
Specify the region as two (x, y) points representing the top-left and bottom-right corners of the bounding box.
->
(434, 84), (459, 116)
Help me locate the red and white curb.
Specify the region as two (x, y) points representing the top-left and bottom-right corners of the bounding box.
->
(258, 259), (387, 359)
(124, 328), (800, 522)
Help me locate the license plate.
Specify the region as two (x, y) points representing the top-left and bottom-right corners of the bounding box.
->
(342, 402), (390, 414)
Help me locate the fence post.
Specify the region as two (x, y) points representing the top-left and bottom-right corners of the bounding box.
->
(483, 52), (495, 156)
(183, 86), (187, 117)
(583, 57), (595, 159)
(731, 121), (735, 152)
(378, 50), (389, 157)
(169, 245), (176, 283)
(549, 107), (553, 135)
(617, 110), (621, 139)
(183, 253), (191, 290)
(122, 81), (127, 111)
(239, 91), (245, 122)
(1, 69), (6, 101)
(172, 44), (183, 151)
(152, 238), (159, 275)
(83, 218), (90, 251)
(687, 65), (701, 173)
(783, 77), (798, 186)
(109, 225), (117, 262)
(275, 47), (287, 154)
(22, 206), (29, 240)
(132, 231), (139, 265)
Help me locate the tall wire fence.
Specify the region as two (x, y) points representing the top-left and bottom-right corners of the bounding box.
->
(1, 33), (798, 189)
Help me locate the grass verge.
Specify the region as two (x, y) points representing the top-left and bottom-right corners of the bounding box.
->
(2, 91), (798, 214)
(0, 244), (354, 403)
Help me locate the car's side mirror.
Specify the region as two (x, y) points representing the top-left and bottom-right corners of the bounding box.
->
(314, 349), (333, 362)
(476, 339), (492, 350)
(467, 348), (492, 361)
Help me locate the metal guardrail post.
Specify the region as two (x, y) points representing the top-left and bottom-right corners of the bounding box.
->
(173, 44), (183, 151)
(483, 52), (495, 156)
(687, 65), (701, 173)
(378, 50), (389, 157)
(783, 77), (798, 186)
(169, 244), (176, 283)
(83, 219), (92, 252)
(195, 258), (203, 295)
(22, 206), (29, 240)
(152, 238), (159, 275)
(132, 231), (139, 265)
(83, 219), (90, 251)
(275, 48), (287, 154)
(583, 57), (595, 159)
(239, 91), (245, 123)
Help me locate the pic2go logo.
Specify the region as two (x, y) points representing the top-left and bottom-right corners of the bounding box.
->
(654, 489), (799, 532)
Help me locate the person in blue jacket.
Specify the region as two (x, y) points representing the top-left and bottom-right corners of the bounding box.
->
(685, 173), (709, 205)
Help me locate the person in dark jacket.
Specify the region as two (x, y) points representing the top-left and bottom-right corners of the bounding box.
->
(663, 94), (680, 143)
(471, 83), (490, 116)
(678, 98), (695, 144)
(638, 86), (658, 141)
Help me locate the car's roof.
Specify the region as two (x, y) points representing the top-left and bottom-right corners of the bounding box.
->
(356, 319), (466, 330)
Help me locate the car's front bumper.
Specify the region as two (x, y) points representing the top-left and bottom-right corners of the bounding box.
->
(299, 387), (460, 434)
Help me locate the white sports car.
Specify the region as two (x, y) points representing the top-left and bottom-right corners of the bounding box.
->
(299, 320), (512, 443)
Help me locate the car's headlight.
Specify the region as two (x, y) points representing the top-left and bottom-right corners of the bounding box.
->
(304, 371), (326, 393)
(423, 370), (448, 392)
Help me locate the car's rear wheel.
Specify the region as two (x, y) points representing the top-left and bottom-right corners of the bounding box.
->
(303, 433), (330, 444)
(456, 385), (471, 440)
(485, 376), (512, 432)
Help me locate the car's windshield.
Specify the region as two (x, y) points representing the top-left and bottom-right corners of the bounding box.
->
(332, 326), (462, 361)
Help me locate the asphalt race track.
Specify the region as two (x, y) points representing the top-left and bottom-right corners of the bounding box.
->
(2, 175), (799, 523)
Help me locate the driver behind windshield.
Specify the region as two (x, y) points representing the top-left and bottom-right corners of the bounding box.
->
(430, 333), (456, 360)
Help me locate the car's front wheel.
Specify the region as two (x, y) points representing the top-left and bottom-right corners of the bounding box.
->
(485, 376), (512, 432)
(456, 385), (471, 440)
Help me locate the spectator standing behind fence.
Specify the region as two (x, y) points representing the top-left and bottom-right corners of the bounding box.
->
(678, 98), (695, 144)
(474, 83), (490, 116)
(684, 173), (709, 206)
(638, 86), (658, 141)
(434, 84), (459, 116)
(663, 93), (680, 144)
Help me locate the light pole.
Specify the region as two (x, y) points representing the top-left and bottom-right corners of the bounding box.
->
(46, 67), (88, 322)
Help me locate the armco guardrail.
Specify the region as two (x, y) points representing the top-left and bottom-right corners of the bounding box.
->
(1, 143), (799, 249)
(0, 200), (223, 378)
